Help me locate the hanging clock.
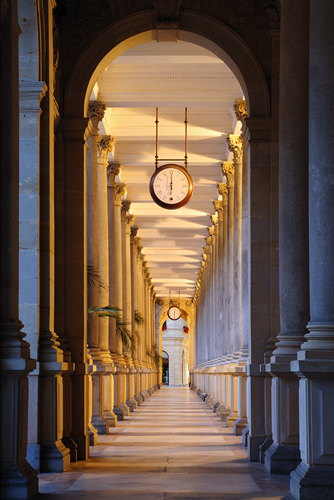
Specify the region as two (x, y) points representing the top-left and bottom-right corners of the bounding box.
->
(150, 163), (193, 210)
(150, 107), (193, 210)
(168, 305), (181, 321)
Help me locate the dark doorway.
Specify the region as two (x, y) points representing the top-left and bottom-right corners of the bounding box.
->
(162, 350), (169, 385)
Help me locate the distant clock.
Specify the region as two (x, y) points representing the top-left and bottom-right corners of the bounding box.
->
(168, 305), (181, 321)
(149, 164), (193, 210)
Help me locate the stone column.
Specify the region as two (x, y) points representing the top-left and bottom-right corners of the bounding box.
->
(1, 0), (38, 495)
(264, 0), (309, 475)
(214, 201), (224, 412)
(112, 181), (129, 419)
(290, 1), (334, 497)
(96, 136), (117, 428)
(218, 183), (229, 357)
(18, 0), (47, 466)
(121, 202), (137, 411)
(86, 102), (109, 437)
(222, 162), (235, 359)
(227, 135), (244, 359)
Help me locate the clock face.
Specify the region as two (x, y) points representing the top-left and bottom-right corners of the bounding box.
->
(150, 164), (193, 210)
(168, 306), (181, 321)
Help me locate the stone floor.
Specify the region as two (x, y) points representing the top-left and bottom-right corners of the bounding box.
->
(37, 387), (291, 499)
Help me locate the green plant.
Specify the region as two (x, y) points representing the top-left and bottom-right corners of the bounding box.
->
(145, 343), (162, 367)
(87, 264), (108, 296)
(88, 306), (136, 351)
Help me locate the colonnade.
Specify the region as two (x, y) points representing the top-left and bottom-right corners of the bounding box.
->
(86, 100), (159, 442)
(191, 3), (334, 499)
(191, 101), (249, 438)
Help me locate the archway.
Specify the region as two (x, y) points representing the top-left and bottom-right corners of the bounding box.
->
(61, 10), (273, 463)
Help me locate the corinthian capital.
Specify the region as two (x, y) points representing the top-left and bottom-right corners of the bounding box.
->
(126, 214), (135, 230)
(88, 101), (106, 131)
(97, 135), (114, 162)
(114, 182), (127, 202)
(204, 245), (210, 254)
(213, 200), (223, 221)
(233, 100), (248, 122)
(226, 135), (243, 163)
(208, 226), (215, 237)
(218, 182), (228, 205)
(121, 199), (131, 219)
(211, 213), (218, 227)
(107, 162), (120, 185)
(222, 162), (235, 188)
(131, 225), (139, 238)
(206, 236), (212, 246)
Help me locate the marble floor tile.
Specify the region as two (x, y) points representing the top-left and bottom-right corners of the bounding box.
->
(37, 388), (291, 500)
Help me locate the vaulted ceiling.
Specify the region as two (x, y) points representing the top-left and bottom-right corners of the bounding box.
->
(94, 41), (242, 299)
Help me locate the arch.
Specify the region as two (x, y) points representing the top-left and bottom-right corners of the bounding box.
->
(156, 301), (195, 329)
(64, 11), (270, 119)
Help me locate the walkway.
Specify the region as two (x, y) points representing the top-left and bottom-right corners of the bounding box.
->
(38, 388), (290, 499)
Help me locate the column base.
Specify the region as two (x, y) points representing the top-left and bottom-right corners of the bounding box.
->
(130, 397), (138, 409)
(213, 401), (220, 412)
(233, 417), (248, 435)
(259, 436), (273, 464)
(26, 444), (40, 471)
(113, 406), (125, 421)
(226, 410), (239, 428)
(103, 409), (118, 427)
(216, 403), (225, 417)
(0, 461), (38, 500)
(120, 402), (130, 416)
(264, 442), (301, 474)
(126, 399), (135, 412)
(91, 416), (108, 435)
(40, 440), (71, 473)
(62, 435), (78, 462)
(87, 423), (98, 446)
(242, 424), (249, 447)
(290, 462), (334, 500)
(221, 406), (231, 422)
(134, 394), (143, 405)
(248, 435), (266, 462)
(71, 432), (89, 461)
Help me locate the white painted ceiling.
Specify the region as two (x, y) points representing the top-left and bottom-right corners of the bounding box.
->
(94, 41), (242, 299)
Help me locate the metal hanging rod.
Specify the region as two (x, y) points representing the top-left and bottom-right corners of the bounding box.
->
(155, 107), (188, 170)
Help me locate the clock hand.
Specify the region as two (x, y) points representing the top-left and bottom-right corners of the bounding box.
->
(170, 171), (173, 195)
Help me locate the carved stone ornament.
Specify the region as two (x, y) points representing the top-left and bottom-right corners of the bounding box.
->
(121, 199), (131, 218)
(107, 162), (120, 184)
(213, 200), (223, 221)
(152, 0), (183, 28)
(53, 50), (59, 92)
(211, 213), (218, 227)
(226, 135), (243, 163)
(114, 182), (127, 202)
(224, 0), (258, 29)
(206, 236), (212, 246)
(134, 237), (141, 247)
(263, 0), (281, 29)
(204, 245), (210, 254)
(88, 101), (106, 130)
(218, 182), (228, 205)
(208, 226), (215, 237)
(131, 225), (139, 238)
(97, 135), (114, 162)
(233, 100), (248, 122)
(222, 162), (235, 187)
(126, 214), (135, 230)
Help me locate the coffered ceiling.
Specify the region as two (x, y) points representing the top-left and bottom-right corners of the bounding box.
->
(94, 41), (242, 299)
